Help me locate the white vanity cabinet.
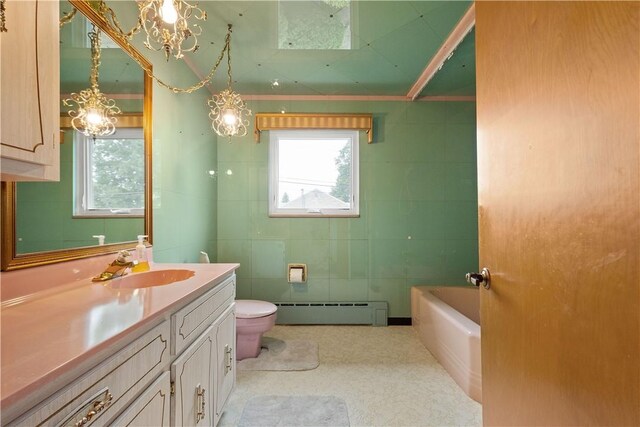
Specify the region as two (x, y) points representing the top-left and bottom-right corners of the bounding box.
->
(110, 372), (171, 427)
(6, 273), (237, 427)
(171, 276), (236, 427)
(7, 321), (172, 427)
(0, 0), (60, 181)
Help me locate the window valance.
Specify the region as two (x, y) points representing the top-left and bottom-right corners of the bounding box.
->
(254, 113), (373, 143)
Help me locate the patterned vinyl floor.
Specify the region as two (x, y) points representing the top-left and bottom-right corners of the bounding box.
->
(219, 325), (482, 427)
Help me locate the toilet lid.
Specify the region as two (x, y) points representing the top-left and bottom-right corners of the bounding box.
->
(236, 300), (277, 318)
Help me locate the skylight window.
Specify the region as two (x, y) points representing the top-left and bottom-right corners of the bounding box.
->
(278, 0), (352, 50)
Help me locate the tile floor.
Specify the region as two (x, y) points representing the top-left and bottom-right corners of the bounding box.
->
(219, 325), (482, 426)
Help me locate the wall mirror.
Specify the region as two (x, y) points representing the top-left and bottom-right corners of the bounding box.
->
(1, 0), (152, 271)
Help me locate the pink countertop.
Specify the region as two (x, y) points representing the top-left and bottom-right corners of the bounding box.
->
(0, 261), (239, 415)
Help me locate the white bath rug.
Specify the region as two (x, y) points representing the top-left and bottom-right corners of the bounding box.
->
(237, 337), (319, 371)
(237, 395), (350, 427)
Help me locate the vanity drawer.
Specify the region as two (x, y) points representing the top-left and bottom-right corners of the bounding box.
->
(172, 274), (235, 354)
(10, 321), (170, 427)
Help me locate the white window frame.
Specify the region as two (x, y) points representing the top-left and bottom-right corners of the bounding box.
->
(269, 129), (359, 217)
(73, 128), (145, 218)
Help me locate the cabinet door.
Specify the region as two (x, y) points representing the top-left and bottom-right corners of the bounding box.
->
(109, 372), (171, 427)
(214, 306), (235, 426)
(172, 323), (216, 427)
(1, 0), (60, 181)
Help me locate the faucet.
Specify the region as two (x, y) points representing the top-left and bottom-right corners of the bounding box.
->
(92, 250), (135, 282)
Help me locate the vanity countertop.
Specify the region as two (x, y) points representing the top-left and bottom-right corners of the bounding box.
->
(0, 262), (239, 414)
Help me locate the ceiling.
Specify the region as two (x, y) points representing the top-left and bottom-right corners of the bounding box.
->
(73, 0), (476, 98)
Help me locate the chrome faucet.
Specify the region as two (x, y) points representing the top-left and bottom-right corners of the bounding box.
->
(92, 250), (134, 282)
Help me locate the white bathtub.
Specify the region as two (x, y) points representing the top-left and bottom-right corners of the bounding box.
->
(411, 286), (482, 403)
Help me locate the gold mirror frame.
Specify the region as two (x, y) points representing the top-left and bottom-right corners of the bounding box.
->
(1, 0), (153, 271)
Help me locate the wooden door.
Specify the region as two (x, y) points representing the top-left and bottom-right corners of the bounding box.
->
(475, 2), (639, 425)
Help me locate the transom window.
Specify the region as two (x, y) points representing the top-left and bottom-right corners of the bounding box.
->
(269, 130), (359, 217)
(73, 128), (145, 217)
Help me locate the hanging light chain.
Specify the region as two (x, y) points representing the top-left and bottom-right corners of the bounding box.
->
(226, 24), (233, 88)
(1, 0), (7, 33)
(59, 7), (77, 28)
(89, 26), (101, 92)
(105, 14), (232, 94)
(101, 1), (143, 40)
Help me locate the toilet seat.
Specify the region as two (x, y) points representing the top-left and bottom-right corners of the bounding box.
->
(236, 300), (277, 319)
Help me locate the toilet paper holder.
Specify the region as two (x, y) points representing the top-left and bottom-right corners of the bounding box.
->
(287, 263), (307, 283)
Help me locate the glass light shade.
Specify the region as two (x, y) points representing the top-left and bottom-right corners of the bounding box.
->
(139, 0), (207, 60)
(208, 89), (251, 138)
(159, 0), (178, 24)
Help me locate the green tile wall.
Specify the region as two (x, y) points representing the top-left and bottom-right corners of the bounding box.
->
(217, 100), (478, 317)
(149, 61), (219, 263)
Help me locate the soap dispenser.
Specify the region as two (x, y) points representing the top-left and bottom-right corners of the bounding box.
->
(132, 235), (150, 272)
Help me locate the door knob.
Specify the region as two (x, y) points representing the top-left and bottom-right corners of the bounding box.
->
(466, 267), (491, 289)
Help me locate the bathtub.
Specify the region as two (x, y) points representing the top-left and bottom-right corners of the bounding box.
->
(411, 286), (482, 403)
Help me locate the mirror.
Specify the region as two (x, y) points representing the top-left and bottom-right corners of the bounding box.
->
(1, 0), (152, 271)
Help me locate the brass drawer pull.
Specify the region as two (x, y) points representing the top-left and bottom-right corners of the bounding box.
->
(196, 385), (206, 423)
(225, 345), (233, 374)
(68, 389), (113, 427)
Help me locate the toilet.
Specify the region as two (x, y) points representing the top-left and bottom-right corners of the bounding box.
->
(235, 300), (278, 361)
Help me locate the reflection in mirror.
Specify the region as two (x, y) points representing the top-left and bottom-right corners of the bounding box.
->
(0, 0), (152, 270)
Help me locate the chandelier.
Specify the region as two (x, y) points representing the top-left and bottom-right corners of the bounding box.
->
(139, 0), (206, 60)
(63, 26), (121, 139)
(208, 25), (252, 138)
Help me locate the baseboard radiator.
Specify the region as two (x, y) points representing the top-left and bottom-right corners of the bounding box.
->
(273, 301), (388, 326)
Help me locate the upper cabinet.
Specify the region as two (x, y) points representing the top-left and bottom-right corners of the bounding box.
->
(1, 0), (60, 181)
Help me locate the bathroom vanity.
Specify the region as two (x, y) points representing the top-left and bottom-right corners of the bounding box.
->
(0, 262), (239, 427)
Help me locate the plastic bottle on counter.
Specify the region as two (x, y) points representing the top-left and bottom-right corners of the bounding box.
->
(132, 235), (150, 272)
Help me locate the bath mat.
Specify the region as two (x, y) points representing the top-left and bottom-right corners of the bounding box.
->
(237, 337), (319, 371)
(238, 395), (350, 427)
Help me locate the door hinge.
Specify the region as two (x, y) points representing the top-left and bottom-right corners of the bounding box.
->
(170, 381), (175, 396)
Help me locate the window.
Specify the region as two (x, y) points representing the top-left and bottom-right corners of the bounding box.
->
(269, 130), (359, 217)
(74, 128), (145, 217)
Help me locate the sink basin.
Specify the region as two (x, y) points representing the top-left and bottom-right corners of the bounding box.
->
(106, 269), (195, 289)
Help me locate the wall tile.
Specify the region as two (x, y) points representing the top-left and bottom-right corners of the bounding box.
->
(405, 162), (446, 201)
(403, 123), (446, 163)
(329, 216), (368, 240)
(217, 239), (252, 279)
(289, 218), (330, 240)
(218, 201), (251, 239)
(445, 122), (476, 162)
(368, 200), (408, 239)
(369, 278), (410, 317)
(251, 278), (291, 301)
(330, 239), (369, 279)
(443, 201), (478, 240)
(444, 162), (478, 201)
(329, 278), (369, 301)
(218, 162), (251, 201)
(369, 239), (407, 279)
(363, 163), (408, 201)
(291, 278), (330, 301)
(252, 240), (287, 279)
(406, 239), (447, 282)
(288, 239), (331, 278)
(406, 201), (447, 240)
(251, 201), (290, 239)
